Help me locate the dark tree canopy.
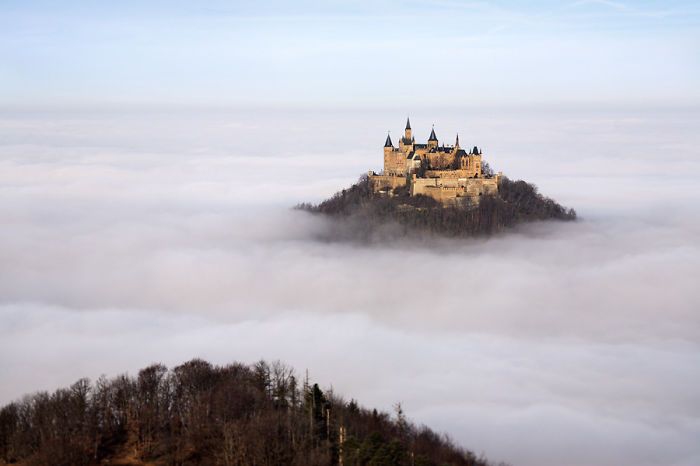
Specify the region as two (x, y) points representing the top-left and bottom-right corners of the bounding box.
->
(297, 175), (576, 241)
(0, 359), (498, 466)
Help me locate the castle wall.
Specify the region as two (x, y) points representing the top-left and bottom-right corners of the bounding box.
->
(368, 172), (407, 192)
(424, 169), (466, 179)
(463, 177), (498, 197)
(410, 175), (499, 205)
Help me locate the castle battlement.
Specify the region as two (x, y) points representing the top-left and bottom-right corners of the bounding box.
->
(369, 118), (500, 205)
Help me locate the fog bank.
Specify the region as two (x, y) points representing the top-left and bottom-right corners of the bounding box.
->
(1, 107), (699, 466)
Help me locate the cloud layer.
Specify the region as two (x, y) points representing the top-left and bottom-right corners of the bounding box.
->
(1, 107), (699, 466)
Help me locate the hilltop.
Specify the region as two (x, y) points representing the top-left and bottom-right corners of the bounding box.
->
(298, 174), (576, 240)
(298, 118), (575, 239)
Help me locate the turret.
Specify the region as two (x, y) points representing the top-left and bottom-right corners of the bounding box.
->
(471, 146), (482, 177)
(428, 126), (438, 149)
(384, 132), (393, 148)
(384, 132), (394, 162)
(399, 118), (414, 152)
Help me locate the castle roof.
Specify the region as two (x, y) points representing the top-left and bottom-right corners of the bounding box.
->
(428, 127), (438, 141)
(405, 118), (411, 130)
(384, 133), (393, 147)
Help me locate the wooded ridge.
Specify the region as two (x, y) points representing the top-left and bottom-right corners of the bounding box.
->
(298, 175), (576, 239)
(0, 359), (500, 466)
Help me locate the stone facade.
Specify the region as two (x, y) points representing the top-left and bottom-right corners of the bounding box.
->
(368, 118), (501, 205)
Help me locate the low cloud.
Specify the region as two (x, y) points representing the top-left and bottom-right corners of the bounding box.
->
(0, 107), (699, 466)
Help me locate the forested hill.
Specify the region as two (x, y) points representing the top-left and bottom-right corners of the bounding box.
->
(0, 359), (499, 466)
(298, 175), (576, 240)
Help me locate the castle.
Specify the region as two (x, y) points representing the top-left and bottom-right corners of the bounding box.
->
(368, 118), (501, 205)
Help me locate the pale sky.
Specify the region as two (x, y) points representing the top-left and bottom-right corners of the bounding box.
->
(1, 0), (699, 107)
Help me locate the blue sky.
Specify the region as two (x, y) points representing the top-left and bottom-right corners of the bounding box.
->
(1, 0), (699, 107)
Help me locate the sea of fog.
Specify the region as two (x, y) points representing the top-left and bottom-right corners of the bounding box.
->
(1, 106), (699, 466)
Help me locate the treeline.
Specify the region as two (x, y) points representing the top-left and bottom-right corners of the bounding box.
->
(0, 359), (496, 466)
(297, 175), (576, 239)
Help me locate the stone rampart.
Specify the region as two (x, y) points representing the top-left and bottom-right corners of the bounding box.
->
(368, 172), (407, 192)
(410, 175), (499, 205)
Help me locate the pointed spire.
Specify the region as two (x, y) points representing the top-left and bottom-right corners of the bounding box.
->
(428, 125), (438, 141)
(455, 133), (460, 148)
(405, 117), (411, 130)
(384, 132), (393, 148)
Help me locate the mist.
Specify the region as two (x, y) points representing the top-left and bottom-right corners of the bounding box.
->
(1, 106), (699, 466)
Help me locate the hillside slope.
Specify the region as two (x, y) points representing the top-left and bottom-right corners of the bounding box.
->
(298, 175), (576, 240)
(0, 359), (497, 466)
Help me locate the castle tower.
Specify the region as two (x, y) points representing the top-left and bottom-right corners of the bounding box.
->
(383, 132), (400, 175)
(384, 133), (394, 157)
(472, 146), (482, 177)
(384, 132), (393, 147)
(428, 125), (438, 149)
(455, 133), (460, 149)
(384, 132), (393, 154)
(399, 118), (414, 153)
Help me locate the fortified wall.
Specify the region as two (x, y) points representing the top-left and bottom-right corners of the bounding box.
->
(368, 118), (501, 205)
